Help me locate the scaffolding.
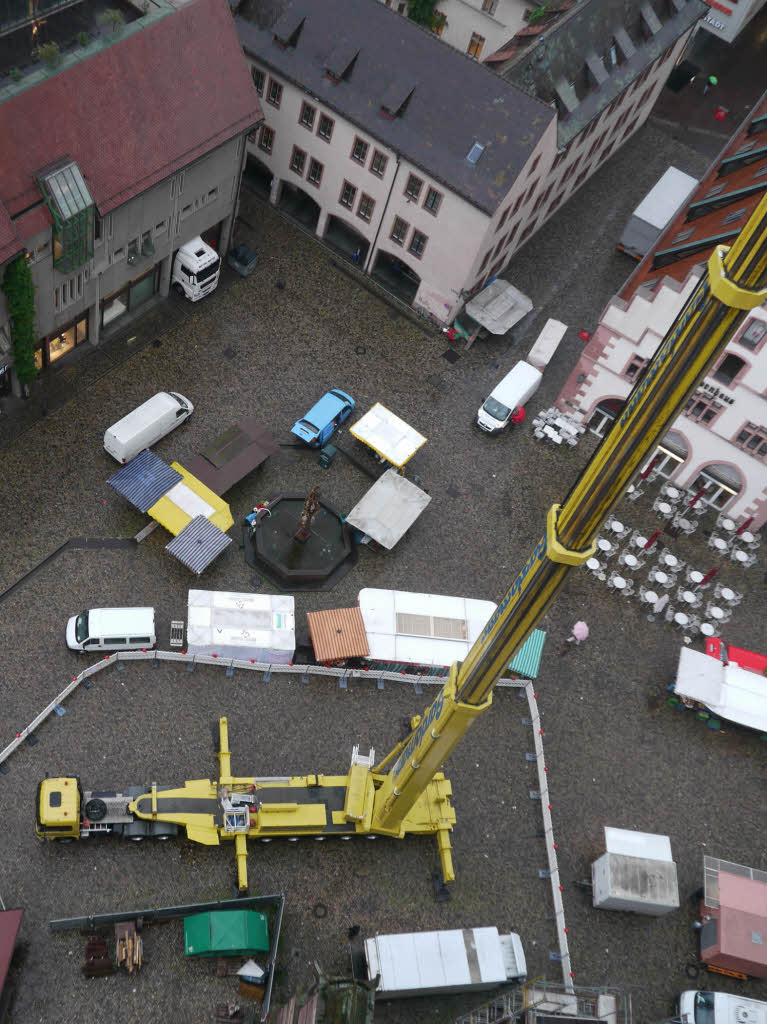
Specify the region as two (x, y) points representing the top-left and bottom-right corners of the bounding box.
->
(454, 980), (631, 1024)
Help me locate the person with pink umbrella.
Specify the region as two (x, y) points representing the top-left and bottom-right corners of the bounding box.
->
(566, 621), (589, 645)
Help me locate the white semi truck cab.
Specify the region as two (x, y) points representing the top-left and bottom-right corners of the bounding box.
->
(172, 236), (221, 301)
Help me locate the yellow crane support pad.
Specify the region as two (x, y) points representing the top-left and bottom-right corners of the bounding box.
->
(343, 764), (370, 822)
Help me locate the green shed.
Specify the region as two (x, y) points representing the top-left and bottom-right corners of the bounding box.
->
(184, 910), (270, 958)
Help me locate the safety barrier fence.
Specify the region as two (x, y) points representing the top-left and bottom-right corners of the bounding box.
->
(2, 651), (573, 984)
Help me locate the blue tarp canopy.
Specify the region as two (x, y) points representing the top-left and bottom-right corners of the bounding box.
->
(108, 450), (182, 513)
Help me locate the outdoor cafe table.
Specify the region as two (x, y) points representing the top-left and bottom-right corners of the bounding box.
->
(612, 576), (627, 591)
(688, 570), (704, 585)
(642, 590), (659, 605)
(609, 520), (624, 535)
(700, 623), (715, 637)
(597, 538), (613, 554)
(663, 486), (681, 500)
(623, 554), (639, 569)
(733, 549), (750, 564)
(673, 612), (689, 627)
(657, 501), (673, 517)
(586, 557), (601, 572)
(681, 590), (698, 605)
(709, 606), (726, 621)
(720, 587), (736, 601)
(661, 553), (679, 569)
(721, 517), (736, 532)
(651, 570), (669, 586)
(740, 531), (756, 544)
(712, 538), (728, 553)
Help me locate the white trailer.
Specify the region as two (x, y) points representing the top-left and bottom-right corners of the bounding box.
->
(186, 589), (295, 663)
(618, 167), (698, 260)
(364, 926), (526, 999)
(673, 646), (767, 734)
(357, 588), (496, 669)
(527, 318), (568, 371)
(591, 827), (679, 916)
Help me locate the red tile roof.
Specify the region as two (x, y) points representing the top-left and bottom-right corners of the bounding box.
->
(621, 88), (767, 300)
(0, 0), (262, 224)
(0, 202), (22, 264)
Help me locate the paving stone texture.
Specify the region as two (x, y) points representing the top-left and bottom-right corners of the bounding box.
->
(0, 117), (765, 1024)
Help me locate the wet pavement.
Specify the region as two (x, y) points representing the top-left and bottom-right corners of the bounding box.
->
(0, 114), (765, 1024)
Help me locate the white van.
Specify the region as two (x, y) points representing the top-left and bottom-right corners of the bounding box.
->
(104, 391), (194, 463)
(527, 318), (568, 371)
(678, 991), (767, 1024)
(475, 360), (542, 434)
(171, 236), (221, 301)
(66, 607), (156, 653)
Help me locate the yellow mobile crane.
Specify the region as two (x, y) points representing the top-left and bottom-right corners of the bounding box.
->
(37, 195), (767, 894)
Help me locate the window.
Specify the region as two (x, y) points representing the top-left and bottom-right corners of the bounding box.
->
(467, 32), (485, 58)
(358, 193), (375, 222)
(733, 423), (767, 461)
(251, 67), (264, 95)
(624, 355), (648, 381)
(723, 207), (747, 226)
(390, 217), (408, 245)
(370, 150), (388, 177)
(528, 153), (541, 176)
(53, 287), (59, 310)
(318, 114), (334, 141)
(506, 222), (519, 245)
(258, 125), (275, 154)
(267, 79), (283, 107)
(351, 137), (369, 164)
(409, 229), (428, 258)
(290, 146), (306, 176)
(154, 220), (166, 234)
(423, 186), (442, 215)
(690, 467), (741, 510)
(481, 0), (498, 11)
(739, 319), (767, 351)
(340, 181), (357, 209)
(405, 174), (422, 201)
(588, 398), (625, 437)
(307, 158), (323, 186)
(713, 353), (746, 386)
(684, 393), (724, 425)
(497, 208), (509, 232)
(432, 8), (446, 34)
(511, 192), (524, 216)
(299, 101), (315, 129)
(493, 237), (505, 259)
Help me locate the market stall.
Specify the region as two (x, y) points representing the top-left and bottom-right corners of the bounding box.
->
(349, 403), (426, 469)
(345, 469), (431, 549)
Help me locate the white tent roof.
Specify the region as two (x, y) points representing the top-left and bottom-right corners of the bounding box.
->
(350, 403), (427, 467)
(674, 646), (767, 732)
(465, 278), (533, 335)
(358, 588), (496, 667)
(345, 469), (431, 548)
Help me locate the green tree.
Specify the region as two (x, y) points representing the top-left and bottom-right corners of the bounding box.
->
(1, 255), (38, 389)
(97, 8), (125, 32)
(36, 41), (62, 70)
(407, 0), (438, 27)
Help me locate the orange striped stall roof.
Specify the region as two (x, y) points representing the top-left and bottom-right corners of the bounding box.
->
(307, 607), (369, 663)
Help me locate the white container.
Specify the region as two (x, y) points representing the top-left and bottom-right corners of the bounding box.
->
(186, 590), (295, 663)
(66, 607), (156, 652)
(364, 926), (526, 999)
(475, 361), (542, 433)
(527, 318), (568, 370)
(592, 827), (679, 915)
(104, 391), (194, 464)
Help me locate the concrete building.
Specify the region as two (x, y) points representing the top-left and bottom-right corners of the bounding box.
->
(555, 90), (767, 527)
(237, 0), (703, 325)
(375, 0), (530, 61)
(0, 0), (262, 398)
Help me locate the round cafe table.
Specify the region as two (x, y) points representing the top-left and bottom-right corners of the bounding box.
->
(586, 557), (600, 571)
(657, 502), (672, 516)
(673, 612), (689, 627)
(712, 538), (728, 552)
(623, 554), (638, 569)
(721, 517), (736, 532)
(632, 535), (648, 550)
(676, 518), (693, 532)
(740, 531), (755, 544)
(597, 539), (612, 553)
(643, 590), (659, 605)
(681, 590), (697, 605)
(610, 520), (624, 535)
(612, 576), (626, 590)
(689, 570), (704, 585)
(652, 570), (668, 586)
(700, 623), (715, 637)
(720, 587), (735, 601)
(733, 549), (750, 564)
(662, 554), (679, 569)
(709, 606), (725, 620)
(664, 486), (680, 500)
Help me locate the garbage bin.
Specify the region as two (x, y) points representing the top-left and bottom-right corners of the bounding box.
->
(318, 444), (337, 469)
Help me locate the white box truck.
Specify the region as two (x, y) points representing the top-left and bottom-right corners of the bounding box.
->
(363, 926), (526, 999)
(678, 991), (767, 1024)
(172, 236), (221, 301)
(186, 589), (295, 663)
(618, 167), (698, 260)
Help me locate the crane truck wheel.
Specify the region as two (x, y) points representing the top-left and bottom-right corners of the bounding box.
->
(84, 798), (108, 821)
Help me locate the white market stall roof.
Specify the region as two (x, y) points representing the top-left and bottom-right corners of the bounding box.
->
(465, 278), (533, 335)
(345, 469), (431, 549)
(674, 646), (767, 733)
(358, 587), (496, 667)
(186, 590), (295, 663)
(349, 403), (427, 468)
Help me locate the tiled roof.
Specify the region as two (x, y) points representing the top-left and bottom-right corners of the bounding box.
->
(236, 0), (555, 215)
(0, 0), (262, 222)
(0, 201), (22, 264)
(307, 606), (369, 663)
(621, 89), (767, 300)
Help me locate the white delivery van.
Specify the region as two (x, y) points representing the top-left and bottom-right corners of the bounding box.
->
(678, 991), (767, 1024)
(66, 607), (156, 653)
(104, 391), (194, 463)
(475, 360), (542, 434)
(527, 318), (568, 371)
(171, 236), (221, 301)
(364, 926), (526, 999)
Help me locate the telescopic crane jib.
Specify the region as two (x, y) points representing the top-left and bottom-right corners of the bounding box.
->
(36, 195), (767, 894)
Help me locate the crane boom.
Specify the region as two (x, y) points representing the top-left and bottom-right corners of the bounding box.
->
(370, 194), (767, 861)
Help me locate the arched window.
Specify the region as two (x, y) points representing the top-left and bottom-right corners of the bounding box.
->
(642, 429), (688, 479)
(690, 463), (742, 510)
(587, 398), (625, 437)
(713, 353), (745, 386)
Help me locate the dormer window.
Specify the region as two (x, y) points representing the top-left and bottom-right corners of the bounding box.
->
(380, 76), (415, 120)
(273, 14), (305, 49)
(324, 42), (359, 83)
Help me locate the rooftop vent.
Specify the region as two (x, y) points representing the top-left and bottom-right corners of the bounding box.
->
(466, 141), (485, 165)
(273, 13), (305, 50)
(324, 41), (359, 83)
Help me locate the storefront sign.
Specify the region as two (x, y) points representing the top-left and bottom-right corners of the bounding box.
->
(700, 380), (734, 403)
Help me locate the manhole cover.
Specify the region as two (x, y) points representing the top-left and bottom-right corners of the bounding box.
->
(442, 349), (460, 364)
(447, 485), (461, 498)
(223, 347), (235, 359)
(355, 344), (366, 355)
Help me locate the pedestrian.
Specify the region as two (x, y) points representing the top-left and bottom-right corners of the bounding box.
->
(566, 621), (589, 645)
(511, 406), (526, 425)
(703, 74), (718, 96)
(351, 248), (361, 264)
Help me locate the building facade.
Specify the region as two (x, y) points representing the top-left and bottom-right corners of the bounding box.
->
(237, 0), (703, 326)
(555, 91), (767, 527)
(0, 0), (262, 398)
(376, 0), (530, 61)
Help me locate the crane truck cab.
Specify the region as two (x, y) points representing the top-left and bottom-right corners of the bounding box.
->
(36, 777), (179, 842)
(171, 236), (221, 301)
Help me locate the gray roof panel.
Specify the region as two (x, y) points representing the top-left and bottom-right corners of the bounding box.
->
(236, 0), (555, 215)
